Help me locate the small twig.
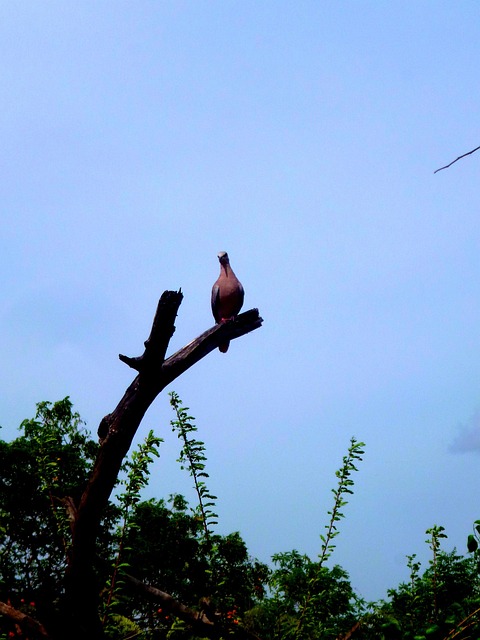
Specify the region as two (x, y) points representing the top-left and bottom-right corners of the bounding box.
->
(434, 144), (480, 173)
(170, 392), (218, 549)
(442, 604), (480, 639)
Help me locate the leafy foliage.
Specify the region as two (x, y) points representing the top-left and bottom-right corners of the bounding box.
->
(251, 551), (361, 640)
(292, 437), (365, 639)
(0, 396), (269, 638)
(242, 438), (365, 640)
(361, 545), (480, 640)
(170, 392), (218, 546)
(0, 398), (118, 635)
(319, 438), (365, 567)
(1, 398), (480, 640)
(0, 400), (99, 597)
(102, 430), (163, 625)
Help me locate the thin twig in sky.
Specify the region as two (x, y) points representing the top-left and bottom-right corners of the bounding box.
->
(434, 144), (480, 173)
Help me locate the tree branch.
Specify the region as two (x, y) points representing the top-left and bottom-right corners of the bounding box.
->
(119, 307), (262, 373)
(434, 144), (480, 173)
(124, 574), (262, 640)
(336, 621), (361, 640)
(0, 600), (51, 639)
(161, 307), (262, 383)
(118, 289), (184, 370)
(124, 574), (217, 633)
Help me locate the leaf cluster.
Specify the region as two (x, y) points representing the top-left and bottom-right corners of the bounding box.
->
(0, 398), (118, 630)
(0, 398), (269, 639)
(3, 397), (480, 640)
(169, 392), (218, 547)
(319, 437), (365, 567)
(360, 539), (480, 640)
(102, 430), (163, 624)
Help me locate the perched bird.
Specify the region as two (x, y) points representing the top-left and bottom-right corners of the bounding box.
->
(211, 251), (245, 353)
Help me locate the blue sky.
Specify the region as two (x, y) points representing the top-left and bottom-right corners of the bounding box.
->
(1, 1), (480, 602)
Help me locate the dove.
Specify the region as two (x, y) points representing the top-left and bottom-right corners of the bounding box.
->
(211, 251), (244, 353)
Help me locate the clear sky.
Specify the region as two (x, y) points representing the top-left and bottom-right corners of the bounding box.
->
(1, 1), (480, 602)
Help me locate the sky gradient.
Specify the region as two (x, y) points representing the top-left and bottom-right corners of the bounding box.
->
(1, 2), (480, 601)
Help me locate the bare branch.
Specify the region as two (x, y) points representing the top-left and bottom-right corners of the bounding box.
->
(0, 600), (51, 639)
(434, 144), (480, 173)
(124, 574), (262, 640)
(161, 308), (262, 383)
(124, 574), (216, 633)
(119, 307), (262, 372)
(336, 620), (361, 640)
(119, 289), (184, 370)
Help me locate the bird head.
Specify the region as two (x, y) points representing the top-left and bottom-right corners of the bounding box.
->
(217, 251), (229, 265)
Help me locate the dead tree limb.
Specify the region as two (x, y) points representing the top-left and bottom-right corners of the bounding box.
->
(0, 600), (51, 639)
(336, 620), (361, 640)
(124, 574), (262, 640)
(119, 307), (262, 375)
(63, 290), (263, 639)
(124, 574), (217, 635)
(434, 144), (480, 173)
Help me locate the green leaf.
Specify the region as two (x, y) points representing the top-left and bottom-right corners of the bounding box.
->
(467, 534), (478, 553)
(425, 624), (440, 636)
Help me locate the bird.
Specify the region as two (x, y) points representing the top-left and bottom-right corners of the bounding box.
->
(211, 251), (244, 353)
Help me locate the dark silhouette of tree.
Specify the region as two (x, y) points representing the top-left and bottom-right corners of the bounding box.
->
(0, 290), (262, 639)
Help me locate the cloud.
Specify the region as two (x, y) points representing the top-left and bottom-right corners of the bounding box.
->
(450, 409), (480, 454)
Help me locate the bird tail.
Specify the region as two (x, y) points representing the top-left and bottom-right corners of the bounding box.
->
(219, 341), (230, 353)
